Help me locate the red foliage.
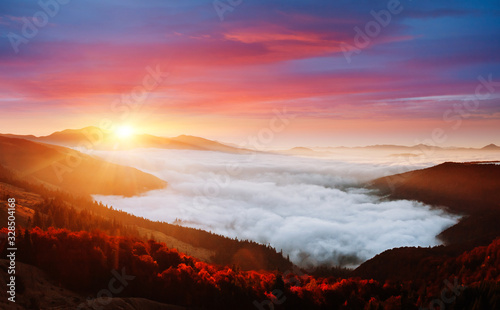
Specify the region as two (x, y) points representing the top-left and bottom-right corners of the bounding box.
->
(4, 227), (500, 310)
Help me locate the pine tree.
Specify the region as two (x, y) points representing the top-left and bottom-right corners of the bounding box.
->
(33, 209), (44, 229)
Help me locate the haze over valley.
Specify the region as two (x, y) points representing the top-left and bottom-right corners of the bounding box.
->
(1, 0), (499, 308)
(84, 138), (498, 267)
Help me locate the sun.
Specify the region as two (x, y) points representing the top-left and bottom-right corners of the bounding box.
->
(115, 125), (134, 139)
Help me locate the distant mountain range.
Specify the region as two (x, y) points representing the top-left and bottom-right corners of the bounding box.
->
(0, 126), (248, 154)
(314, 143), (500, 152)
(277, 147), (331, 156)
(2, 127), (498, 154)
(277, 143), (500, 158)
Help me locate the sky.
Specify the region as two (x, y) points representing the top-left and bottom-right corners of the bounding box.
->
(1, 0), (499, 147)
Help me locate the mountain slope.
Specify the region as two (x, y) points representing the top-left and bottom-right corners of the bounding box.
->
(355, 162), (500, 281)
(371, 162), (500, 246)
(482, 143), (500, 150)
(170, 135), (246, 153)
(0, 164), (293, 272)
(0, 136), (166, 196)
(0, 259), (186, 310)
(371, 162), (500, 213)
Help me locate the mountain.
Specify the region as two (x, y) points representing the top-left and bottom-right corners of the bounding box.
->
(353, 237), (500, 284)
(326, 144), (445, 151)
(481, 143), (500, 150)
(371, 162), (500, 246)
(0, 133), (37, 140)
(0, 136), (166, 196)
(315, 143), (500, 151)
(370, 162), (500, 214)
(138, 134), (247, 153)
(37, 127), (101, 145)
(368, 144), (440, 150)
(1, 126), (248, 153)
(354, 162), (500, 281)
(170, 135), (245, 153)
(274, 147), (335, 157)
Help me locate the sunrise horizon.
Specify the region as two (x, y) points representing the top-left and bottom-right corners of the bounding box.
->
(1, 1), (499, 309)
(1, 1), (499, 150)
(1, 123), (499, 149)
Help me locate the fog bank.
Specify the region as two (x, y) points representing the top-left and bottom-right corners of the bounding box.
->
(92, 149), (463, 267)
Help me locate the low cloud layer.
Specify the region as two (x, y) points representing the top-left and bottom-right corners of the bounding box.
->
(92, 149), (464, 267)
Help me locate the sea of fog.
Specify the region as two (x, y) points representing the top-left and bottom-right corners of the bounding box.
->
(88, 148), (497, 268)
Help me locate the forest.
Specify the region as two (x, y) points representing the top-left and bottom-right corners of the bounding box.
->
(1, 227), (499, 309)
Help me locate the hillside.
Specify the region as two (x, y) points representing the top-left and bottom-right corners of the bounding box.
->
(354, 162), (500, 281)
(0, 136), (166, 196)
(0, 259), (187, 310)
(0, 164), (293, 272)
(370, 162), (500, 245)
(371, 162), (500, 213)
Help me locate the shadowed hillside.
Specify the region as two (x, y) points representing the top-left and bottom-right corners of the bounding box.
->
(0, 259), (187, 310)
(354, 162), (500, 282)
(371, 162), (500, 213)
(370, 162), (500, 246)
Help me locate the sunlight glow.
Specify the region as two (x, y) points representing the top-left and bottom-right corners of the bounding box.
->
(116, 125), (134, 139)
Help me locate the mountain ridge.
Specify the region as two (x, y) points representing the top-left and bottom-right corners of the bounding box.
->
(1, 126), (248, 154)
(2, 127), (498, 153)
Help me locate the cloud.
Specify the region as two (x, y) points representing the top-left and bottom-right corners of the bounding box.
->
(92, 149), (461, 268)
(1, 0), (499, 127)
